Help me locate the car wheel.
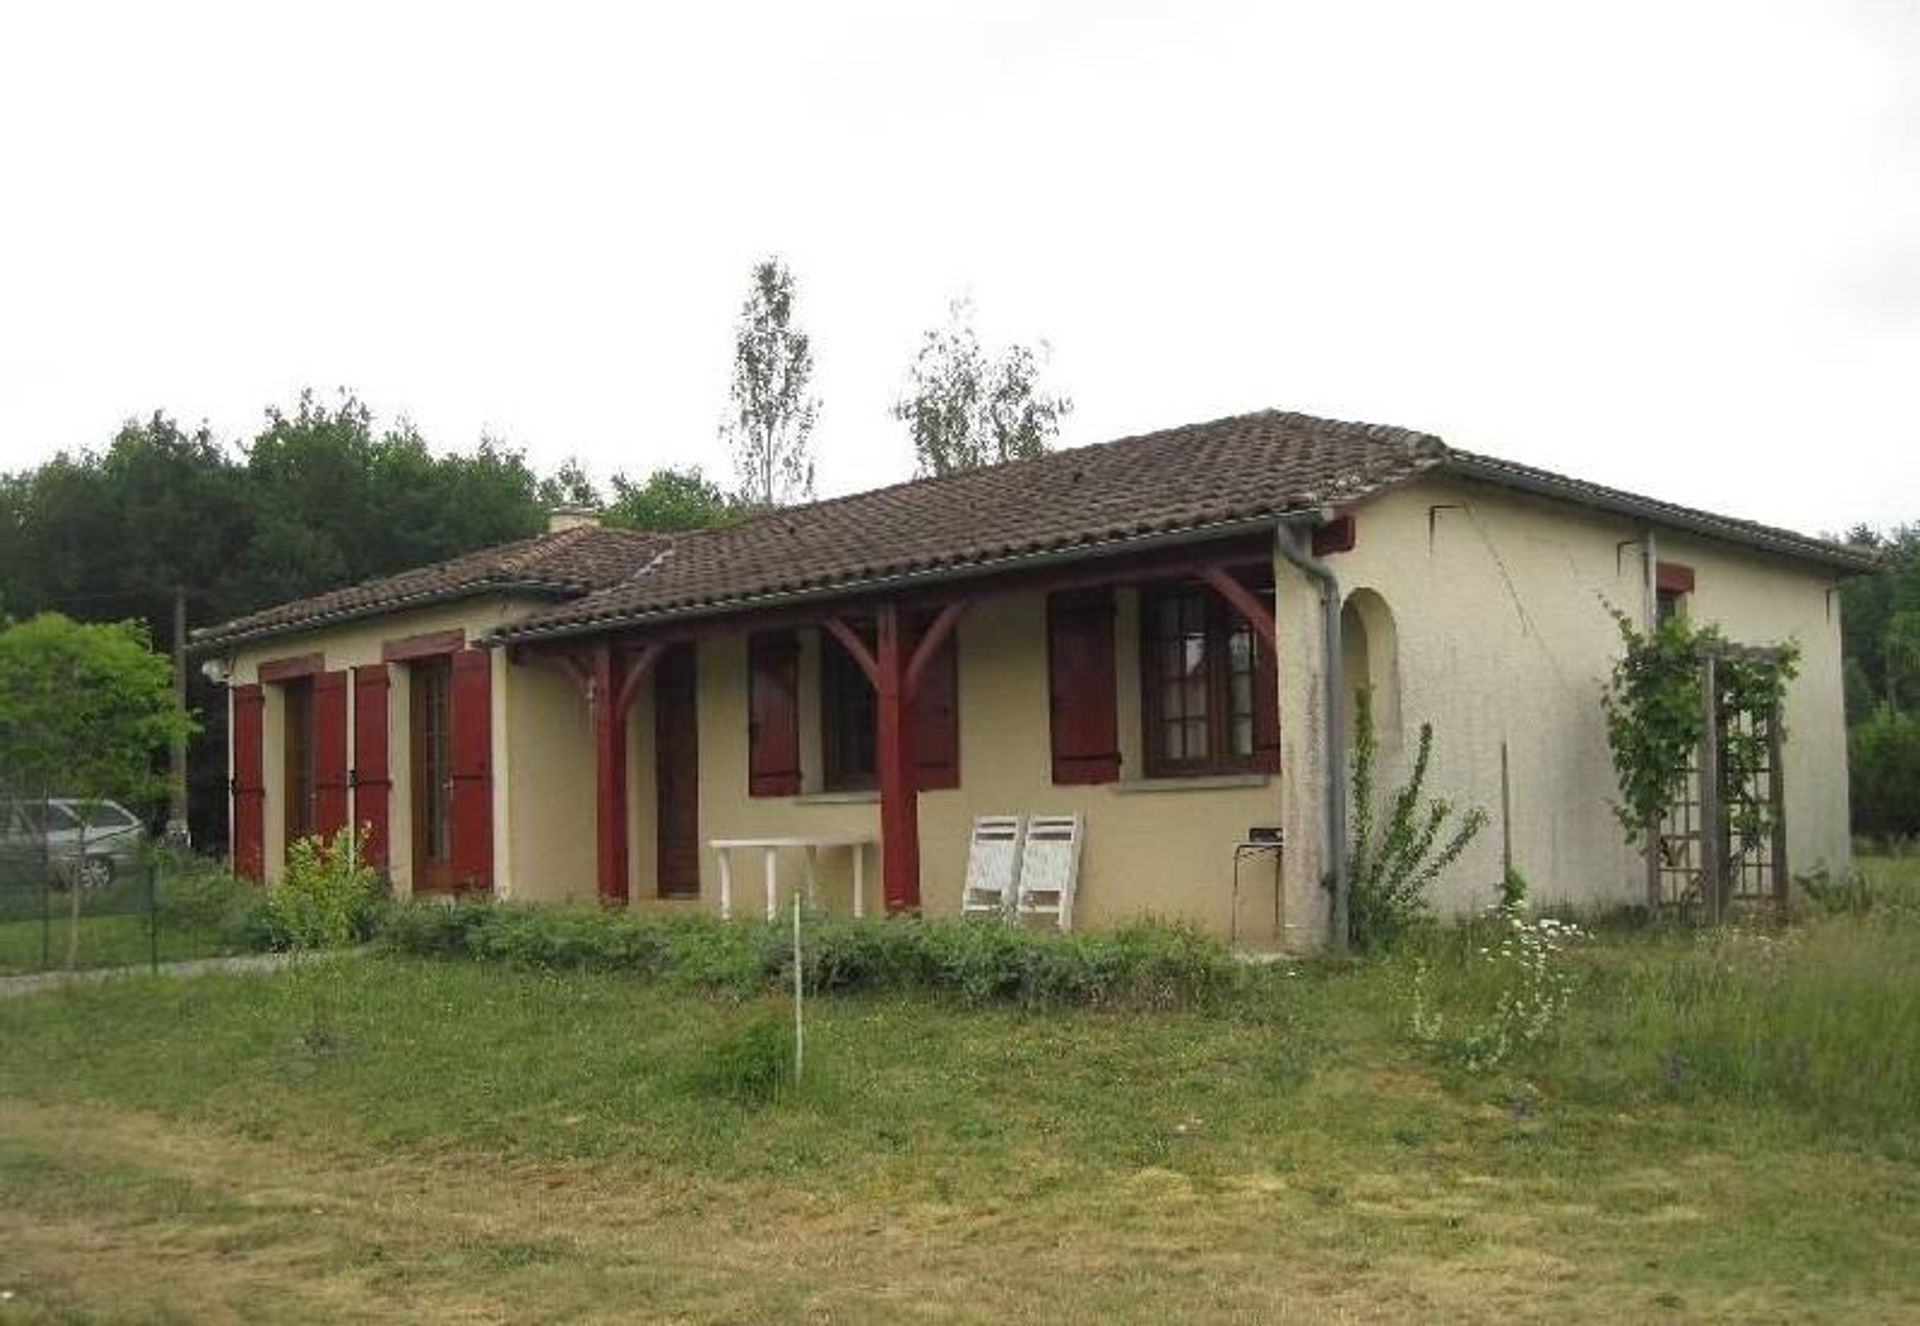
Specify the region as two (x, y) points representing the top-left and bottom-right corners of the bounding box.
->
(78, 856), (114, 891)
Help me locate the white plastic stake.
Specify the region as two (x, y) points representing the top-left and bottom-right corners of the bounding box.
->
(791, 890), (805, 1084)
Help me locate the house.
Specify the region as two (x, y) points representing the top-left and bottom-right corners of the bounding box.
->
(192, 410), (1875, 947)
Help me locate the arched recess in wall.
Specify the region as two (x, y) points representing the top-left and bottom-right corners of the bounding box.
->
(1341, 588), (1402, 751)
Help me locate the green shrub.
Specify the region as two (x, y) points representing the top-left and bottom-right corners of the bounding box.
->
(1347, 689), (1487, 954)
(157, 853), (273, 951)
(1850, 708), (1920, 841)
(375, 903), (1238, 1010)
(371, 898), (494, 956)
(1797, 866), (1875, 918)
(264, 829), (378, 951)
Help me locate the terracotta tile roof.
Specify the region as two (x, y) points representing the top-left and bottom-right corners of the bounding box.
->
(192, 525), (672, 650)
(200, 408), (1879, 652)
(1441, 450), (1883, 574)
(499, 411), (1449, 640)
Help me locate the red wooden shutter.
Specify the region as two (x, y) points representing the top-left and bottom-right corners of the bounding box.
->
(449, 647), (493, 889)
(747, 631), (802, 796)
(311, 669), (349, 840)
(231, 683), (266, 882)
(1311, 514), (1356, 557)
(1047, 590), (1120, 785)
(910, 621), (960, 790)
(352, 664), (392, 868)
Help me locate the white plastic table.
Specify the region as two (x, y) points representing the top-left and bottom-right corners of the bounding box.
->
(709, 833), (874, 920)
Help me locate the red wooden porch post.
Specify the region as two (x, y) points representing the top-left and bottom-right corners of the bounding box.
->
(592, 641), (629, 907)
(827, 601), (971, 915)
(874, 604), (919, 913)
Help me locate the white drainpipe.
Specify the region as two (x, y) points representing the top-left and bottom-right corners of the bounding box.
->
(1275, 516), (1348, 951)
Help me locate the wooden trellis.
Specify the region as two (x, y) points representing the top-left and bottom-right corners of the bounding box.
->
(1646, 645), (1790, 921)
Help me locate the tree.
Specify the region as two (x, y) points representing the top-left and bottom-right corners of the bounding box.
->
(0, 614), (194, 966)
(1850, 708), (1920, 840)
(0, 389), (575, 848)
(604, 467), (738, 532)
(243, 393), (550, 601)
(723, 258), (819, 507)
(1839, 523), (1920, 715)
(539, 457), (601, 511)
(893, 298), (1072, 476)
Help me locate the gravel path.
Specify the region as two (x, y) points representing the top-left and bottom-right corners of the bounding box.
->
(0, 949), (356, 998)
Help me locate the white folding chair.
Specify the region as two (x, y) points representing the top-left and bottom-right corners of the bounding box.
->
(961, 815), (1025, 918)
(1014, 813), (1083, 931)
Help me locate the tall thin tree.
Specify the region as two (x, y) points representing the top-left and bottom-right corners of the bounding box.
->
(894, 298), (1072, 476)
(724, 258), (820, 507)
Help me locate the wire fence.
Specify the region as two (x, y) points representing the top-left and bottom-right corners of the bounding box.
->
(0, 780), (244, 976)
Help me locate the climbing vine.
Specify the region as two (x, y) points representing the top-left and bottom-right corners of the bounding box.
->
(1717, 645), (1799, 844)
(1601, 608), (1798, 848)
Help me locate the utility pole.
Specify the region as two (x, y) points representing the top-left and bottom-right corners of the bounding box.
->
(166, 585), (190, 847)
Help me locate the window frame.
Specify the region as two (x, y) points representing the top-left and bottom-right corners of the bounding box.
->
(1139, 581), (1267, 779)
(1654, 560), (1695, 628)
(820, 621), (879, 793)
(815, 611), (963, 793)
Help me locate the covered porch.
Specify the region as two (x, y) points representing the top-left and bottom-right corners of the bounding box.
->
(498, 530), (1320, 945)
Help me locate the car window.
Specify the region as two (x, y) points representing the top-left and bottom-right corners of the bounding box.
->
(69, 803), (136, 830)
(17, 803), (80, 832)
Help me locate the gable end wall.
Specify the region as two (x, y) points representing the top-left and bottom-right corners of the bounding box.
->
(1315, 476), (1848, 918)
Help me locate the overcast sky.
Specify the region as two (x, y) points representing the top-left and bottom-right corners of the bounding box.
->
(1, 1), (1914, 537)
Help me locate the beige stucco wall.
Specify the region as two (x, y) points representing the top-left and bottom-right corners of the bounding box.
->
(1295, 476), (1851, 924)
(223, 596), (537, 894)
(667, 590), (1287, 942)
(498, 656), (600, 905)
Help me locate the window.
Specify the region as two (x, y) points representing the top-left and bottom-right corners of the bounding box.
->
(822, 622), (877, 791)
(13, 803), (80, 834)
(283, 678), (315, 841)
(1655, 561), (1695, 628)
(70, 803), (136, 830)
(1140, 583), (1274, 777)
(815, 613), (961, 793)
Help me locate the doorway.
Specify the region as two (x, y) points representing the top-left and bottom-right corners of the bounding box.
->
(409, 655), (456, 893)
(654, 646), (700, 899)
(282, 677), (316, 845)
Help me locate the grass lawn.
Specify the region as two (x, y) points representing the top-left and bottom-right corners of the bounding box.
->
(0, 873), (249, 976)
(0, 860), (1916, 1323)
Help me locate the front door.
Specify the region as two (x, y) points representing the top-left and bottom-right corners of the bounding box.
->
(282, 678), (315, 845)
(654, 646), (700, 899)
(410, 655), (457, 892)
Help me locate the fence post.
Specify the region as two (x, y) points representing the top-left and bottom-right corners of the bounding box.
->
(1644, 812), (1662, 913)
(791, 890), (805, 1085)
(1699, 652), (1722, 926)
(149, 858), (160, 974)
(1768, 706), (1789, 916)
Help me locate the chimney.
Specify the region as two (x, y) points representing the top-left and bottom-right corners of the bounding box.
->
(547, 505), (601, 534)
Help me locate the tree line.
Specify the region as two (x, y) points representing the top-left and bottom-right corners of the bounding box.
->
(10, 251), (1907, 847)
(0, 257), (1072, 848)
